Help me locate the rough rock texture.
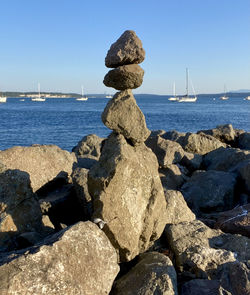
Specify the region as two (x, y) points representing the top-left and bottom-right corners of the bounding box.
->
(145, 135), (185, 167)
(88, 133), (167, 262)
(0, 145), (76, 192)
(159, 165), (187, 190)
(0, 222), (119, 295)
(197, 124), (236, 144)
(164, 190), (196, 224)
(238, 132), (250, 150)
(203, 147), (250, 171)
(180, 151), (202, 172)
(103, 64), (144, 90)
(162, 130), (186, 142)
(231, 160), (250, 193)
(181, 279), (230, 295)
(105, 30), (145, 68)
(214, 204), (250, 237)
(72, 134), (104, 159)
(111, 252), (178, 295)
(0, 167), (43, 250)
(102, 90), (150, 145)
(176, 132), (226, 155)
(181, 170), (237, 214)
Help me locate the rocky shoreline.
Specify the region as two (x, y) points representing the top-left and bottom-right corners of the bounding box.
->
(0, 31), (249, 294)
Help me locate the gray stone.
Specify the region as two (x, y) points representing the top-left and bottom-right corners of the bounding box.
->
(181, 170), (237, 214)
(0, 221), (119, 295)
(180, 151), (202, 172)
(197, 124), (236, 144)
(159, 165), (187, 190)
(230, 159), (250, 193)
(102, 90), (150, 145)
(0, 145), (76, 192)
(238, 132), (250, 150)
(181, 279), (230, 295)
(111, 252), (178, 295)
(72, 134), (104, 159)
(105, 30), (145, 68)
(88, 133), (167, 262)
(103, 64), (144, 90)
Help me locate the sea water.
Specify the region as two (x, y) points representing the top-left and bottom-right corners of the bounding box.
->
(0, 95), (249, 151)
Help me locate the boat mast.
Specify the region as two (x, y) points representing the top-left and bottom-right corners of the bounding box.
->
(38, 83), (40, 99)
(81, 85), (84, 97)
(173, 82), (176, 97)
(186, 68), (189, 97)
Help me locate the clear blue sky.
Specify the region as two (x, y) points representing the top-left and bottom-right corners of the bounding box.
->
(0, 0), (249, 94)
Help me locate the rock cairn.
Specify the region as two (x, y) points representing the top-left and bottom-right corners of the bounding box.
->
(88, 30), (167, 262)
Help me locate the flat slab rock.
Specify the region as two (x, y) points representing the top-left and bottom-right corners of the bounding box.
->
(88, 133), (167, 262)
(105, 30), (145, 68)
(0, 221), (119, 295)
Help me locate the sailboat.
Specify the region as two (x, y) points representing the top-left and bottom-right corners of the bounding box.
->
(178, 68), (197, 102)
(31, 83), (46, 101)
(76, 86), (88, 101)
(0, 94), (7, 103)
(220, 85), (229, 100)
(168, 82), (179, 101)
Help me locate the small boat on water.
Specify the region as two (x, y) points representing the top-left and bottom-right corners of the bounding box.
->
(220, 85), (229, 100)
(244, 96), (250, 100)
(168, 82), (179, 101)
(178, 68), (197, 102)
(105, 94), (112, 99)
(0, 96), (7, 103)
(76, 86), (88, 101)
(32, 83), (46, 101)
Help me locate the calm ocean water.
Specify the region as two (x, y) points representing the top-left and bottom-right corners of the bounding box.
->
(0, 95), (249, 151)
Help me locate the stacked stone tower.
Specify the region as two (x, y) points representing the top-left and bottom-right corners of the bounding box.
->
(88, 31), (167, 262)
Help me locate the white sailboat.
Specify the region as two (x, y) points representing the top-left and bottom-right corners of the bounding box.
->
(31, 83), (46, 101)
(178, 68), (197, 102)
(168, 82), (179, 101)
(0, 95), (7, 103)
(76, 86), (88, 101)
(220, 85), (229, 100)
(244, 96), (250, 101)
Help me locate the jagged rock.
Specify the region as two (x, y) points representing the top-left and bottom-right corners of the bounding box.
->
(230, 159), (250, 193)
(102, 90), (150, 145)
(0, 167), (44, 251)
(203, 147), (250, 171)
(181, 170), (237, 214)
(164, 190), (196, 224)
(214, 204), (250, 237)
(72, 134), (104, 159)
(145, 135), (185, 167)
(162, 130), (186, 142)
(181, 279), (230, 295)
(159, 165), (187, 190)
(176, 132), (226, 155)
(88, 133), (167, 262)
(0, 145), (76, 192)
(103, 64), (144, 90)
(238, 132), (250, 150)
(180, 151), (202, 172)
(111, 252), (178, 295)
(105, 30), (145, 68)
(0, 222), (119, 295)
(197, 124), (236, 144)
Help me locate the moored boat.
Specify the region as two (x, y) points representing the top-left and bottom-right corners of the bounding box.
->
(76, 86), (88, 101)
(178, 68), (197, 102)
(31, 83), (46, 101)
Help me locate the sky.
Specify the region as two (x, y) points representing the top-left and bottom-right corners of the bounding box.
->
(0, 0), (249, 95)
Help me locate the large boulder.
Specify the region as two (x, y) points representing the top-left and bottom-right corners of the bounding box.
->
(0, 166), (44, 251)
(105, 30), (145, 68)
(238, 132), (250, 150)
(230, 159), (250, 193)
(145, 135), (185, 167)
(159, 165), (187, 190)
(88, 133), (167, 262)
(179, 151), (202, 172)
(197, 124), (236, 144)
(103, 64), (144, 90)
(176, 132), (226, 155)
(0, 221), (119, 295)
(203, 147), (250, 171)
(72, 134), (104, 159)
(111, 252), (178, 295)
(0, 145), (76, 192)
(181, 279), (229, 295)
(181, 170), (237, 214)
(102, 90), (150, 145)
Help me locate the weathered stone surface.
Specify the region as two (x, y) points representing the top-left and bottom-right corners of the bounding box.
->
(0, 145), (76, 192)
(162, 130), (186, 142)
(214, 204), (250, 237)
(238, 132), (250, 150)
(72, 134), (104, 159)
(197, 124), (236, 144)
(230, 159), (250, 193)
(0, 222), (119, 295)
(111, 252), (178, 295)
(180, 151), (202, 172)
(105, 30), (145, 68)
(159, 165), (187, 190)
(164, 190), (196, 224)
(103, 64), (144, 90)
(203, 147), (250, 171)
(88, 133), (167, 262)
(176, 132), (226, 155)
(226, 262), (250, 295)
(181, 170), (237, 214)
(181, 279), (230, 295)
(102, 90), (150, 145)
(145, 135), (185, 167)
(0, 167), (43, 250)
